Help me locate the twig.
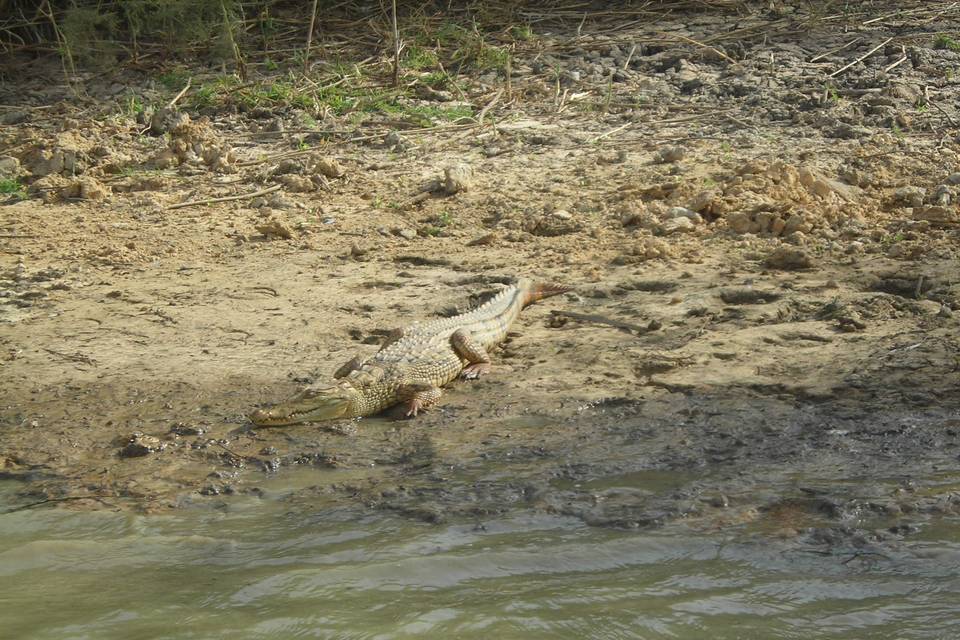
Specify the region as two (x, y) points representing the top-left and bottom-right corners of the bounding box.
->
(828, 37), (893, 78)
(476, 89), (503, 125)
(166, 78), (191, 110)
(391, 0), (401, 88)
(304, 0), (319, 74)
(928, 100), (958, 127)
(809, 38), (861, 63)
(589, 121), (632, 143)
(0, 234), (38, 238)
(167, 184), (282, 210)
(665, 31), (736, 64)
(622, 44), (636, 70)
(884, 55), (908, 73)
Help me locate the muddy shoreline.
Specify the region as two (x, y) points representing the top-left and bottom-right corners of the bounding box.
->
(2, 2), (959, 557)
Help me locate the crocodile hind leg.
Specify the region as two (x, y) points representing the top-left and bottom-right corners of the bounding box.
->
(451, 328), (492, 380)
(402, 383), (443, 417)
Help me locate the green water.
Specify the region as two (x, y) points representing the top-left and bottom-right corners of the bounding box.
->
(2, 475), (959, 640)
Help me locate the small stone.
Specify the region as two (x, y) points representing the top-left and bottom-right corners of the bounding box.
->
(395, 228), (417, 240)
(443, 163), (473, 195)
(945, 173), (960, 185)
(765, 246), (814, 270)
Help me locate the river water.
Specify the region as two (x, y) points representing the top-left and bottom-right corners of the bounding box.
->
(3, 471), (960, 640)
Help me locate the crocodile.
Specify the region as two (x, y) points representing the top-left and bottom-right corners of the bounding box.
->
(249, 278), (569, 426)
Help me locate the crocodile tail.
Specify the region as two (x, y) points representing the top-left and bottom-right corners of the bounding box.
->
(522, 281), (572, 306)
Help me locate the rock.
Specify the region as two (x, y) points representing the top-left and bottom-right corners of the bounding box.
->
(661, 216), (696, 234)
(914, 206), (958, 223)
(62, 177), (109, 201)
(654, 146), (685, 163)
(120, 433), (165, 458)
(688, 190), (719, 214)
(619, 203), (650, 227)
(443, 163), (473, 195)
(893, 186), (926, 208)
(0, 110), (28, 125)
(945, 173), (960, 185)
(665, 206), (701, 223)
(798, 168), (859, 201)
(726, 211), (753, 234)
(754, 211), (777, 233)
(836, 311), (867, 332)
(394, 228), (417, 240)
(255, 217), (294, 239)
(314, 157), (345, 178)
(765, 246), (814, 270)
(782, 212), (813, 235)
(0, 155), (20, 179)
(24, 146), (79, 178)
(932, 185), (952, 206)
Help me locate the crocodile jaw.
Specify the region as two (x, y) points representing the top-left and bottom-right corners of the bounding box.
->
(249, 384), (357, 426)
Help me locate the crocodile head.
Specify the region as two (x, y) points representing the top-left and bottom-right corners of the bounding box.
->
(249, 383), (359, 426)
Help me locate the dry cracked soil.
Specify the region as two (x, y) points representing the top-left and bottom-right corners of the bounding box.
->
(1, 2), (959, 556)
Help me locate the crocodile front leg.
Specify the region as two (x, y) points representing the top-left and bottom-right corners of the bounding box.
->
(333, 355), (365, 379)
(402, 382), (443, 417)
